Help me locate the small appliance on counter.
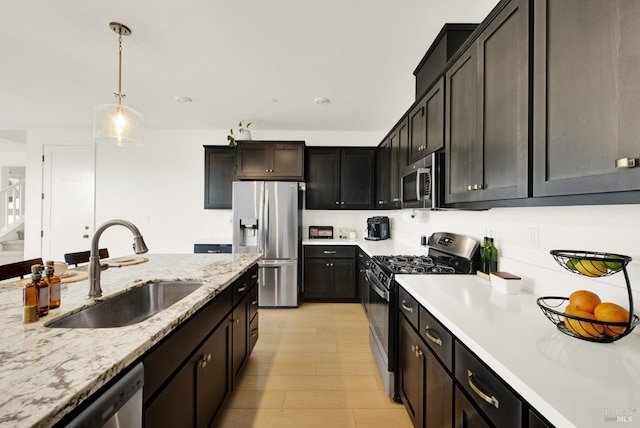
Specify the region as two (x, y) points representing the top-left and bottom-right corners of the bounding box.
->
(365, 216), (390, 241)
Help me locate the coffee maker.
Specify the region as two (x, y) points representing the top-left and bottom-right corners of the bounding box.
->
(365, 216), (390, 241)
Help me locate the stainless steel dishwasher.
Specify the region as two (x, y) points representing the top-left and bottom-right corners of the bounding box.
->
(66, 362), (144, 428)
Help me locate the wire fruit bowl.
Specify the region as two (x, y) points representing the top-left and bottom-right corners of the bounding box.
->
(537, 296), (639, 343)
(537, 250), (637, 343)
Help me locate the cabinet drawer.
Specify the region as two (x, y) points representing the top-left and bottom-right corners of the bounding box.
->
(233, 265), (259, 307)
(249, 283), (259, 322)
(305, 245), (355, 259)
(419, 306), (453, 372)
(249, 313), (259, 354)
(455, 341), (522, 428)
(398, 287), (419, 329)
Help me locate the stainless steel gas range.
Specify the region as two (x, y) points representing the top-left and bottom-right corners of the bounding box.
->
(365, 232), (481, 401)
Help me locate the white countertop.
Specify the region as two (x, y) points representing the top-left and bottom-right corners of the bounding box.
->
(0, 253), (261, 428)
(396, 274), (640, 428)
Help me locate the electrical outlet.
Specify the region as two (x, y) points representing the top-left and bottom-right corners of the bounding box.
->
(527, 228), (539, 249)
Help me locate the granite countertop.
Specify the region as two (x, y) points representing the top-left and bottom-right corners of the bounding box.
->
(397, 275), (640, 428)
(0, 253), (261, 428)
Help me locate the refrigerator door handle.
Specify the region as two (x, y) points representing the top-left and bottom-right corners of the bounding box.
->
(258, 184), (265, 254)
(264, 188), (270, 252)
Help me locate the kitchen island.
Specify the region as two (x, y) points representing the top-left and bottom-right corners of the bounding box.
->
(0, 253), (261, 427)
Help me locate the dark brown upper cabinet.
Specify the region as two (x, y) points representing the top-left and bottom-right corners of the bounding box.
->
(204, 146), (235, 209)
(236, 141), (304, 181)
(533, 0), (640, 197)
(306, 147), (375, 210)
(445, 0), (529, 205)
(408, 78), (445, 164)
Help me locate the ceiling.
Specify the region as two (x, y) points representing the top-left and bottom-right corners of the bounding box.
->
(0, 0), (499, 137)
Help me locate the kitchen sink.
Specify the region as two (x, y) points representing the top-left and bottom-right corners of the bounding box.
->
(46, 280), (205, 328)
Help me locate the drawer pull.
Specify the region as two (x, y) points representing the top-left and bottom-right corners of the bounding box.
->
(467, 370), (499, 409)
(198, 352), (212, 368)
(238, 285), (248, 292)
(424, 326), (442, 346)
(411, 344), (418, 353)
(252, 299), (258, 306)
(615, 157), (638, 169)
(207, 250), (221, 253)
(251, 274), (258, 279)
(323, 250), (337, 254)
(401, 300), (414, 313)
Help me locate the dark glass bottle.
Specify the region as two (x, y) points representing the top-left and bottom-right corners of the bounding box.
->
(481, 236), (491, 274)
(488, 238), (498, 272)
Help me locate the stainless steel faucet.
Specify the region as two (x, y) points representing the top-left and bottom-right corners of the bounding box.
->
(88, 219), (149, 298)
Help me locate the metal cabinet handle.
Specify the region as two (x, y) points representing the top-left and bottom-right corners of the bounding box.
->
(615, 157), (638, 169)
(252, 299), (258, 306)
(411, 344), (418, 352)
(326, 263), (330, 267)
(341, 201), (345, 205)
(335, 201), (340, 205)
(424, 326), (442, 346)
(265, 169), (270, 172)
(207, 250), (221, 253)
(401, 300), (414, 313)
(198, 352), (212, 368)
(251, 274), (258, 279)
(415, 349), (423, 358)
(392, 198), (400, 202)
(467, 370), (499, 409)
(235, 318), (240, 324)
(238, 285), (247, 292)
(323, 250), (337, 254)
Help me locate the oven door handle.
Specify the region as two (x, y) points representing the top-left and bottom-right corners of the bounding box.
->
(366, 270), (389, 301)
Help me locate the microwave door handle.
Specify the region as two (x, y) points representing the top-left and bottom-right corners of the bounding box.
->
(416, 172), (421, 201)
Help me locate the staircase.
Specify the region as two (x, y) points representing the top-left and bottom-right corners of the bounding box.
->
(0, 179), (25, 265)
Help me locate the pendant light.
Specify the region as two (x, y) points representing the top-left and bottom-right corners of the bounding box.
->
(93, 22), (144, 147)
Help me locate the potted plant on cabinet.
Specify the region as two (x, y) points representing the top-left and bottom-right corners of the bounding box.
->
(227, 121), (252, 148)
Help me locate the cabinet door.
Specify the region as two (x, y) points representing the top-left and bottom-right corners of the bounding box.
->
(271, 143), (304, 179)
(376, 139), (391, 208)
(389, 119), (408, 208)
(232, 297), (249, 384)
(332, 258), (356, 299)
(204, 146), (235, 209)
(533, 0), (640, 196)
(303, 258), (333, 298)
(454, 386), (491, 428)
(145, 353), (197, 427)
(306, 148), (341, 209)
(445, 47), (480, 204)
(398, 316), (425, 427)
(425, 349), (453, 428)
(341, 149), (375, 209)
(236, 144), (270, 179)
(477, 0), (529, 201)
(409, 79), (444, 164)
(197, 316), (233, 428)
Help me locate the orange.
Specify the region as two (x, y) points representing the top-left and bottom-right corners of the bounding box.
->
(594, 302), (630, 337)
(564, 305), (604, 338)
(568, 290), (601, 313)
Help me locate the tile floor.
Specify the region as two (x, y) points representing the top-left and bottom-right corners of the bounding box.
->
(217, 303), (412, 428)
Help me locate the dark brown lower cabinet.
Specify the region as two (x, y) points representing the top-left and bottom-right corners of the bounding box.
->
(399, 315), (453, 428)
(303, 246), (357, 302)
(143, 267), (259, 428)
(455, 386), (491, 428)
(145, 313), (233, 428)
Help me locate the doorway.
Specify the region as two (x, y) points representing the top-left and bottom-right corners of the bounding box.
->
(41, 145), (95, 261)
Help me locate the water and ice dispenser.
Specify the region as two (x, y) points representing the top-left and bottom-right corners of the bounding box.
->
(238, 218), (258, 250)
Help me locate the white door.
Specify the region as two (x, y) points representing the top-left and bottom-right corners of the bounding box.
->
(41, 145), (95, 261)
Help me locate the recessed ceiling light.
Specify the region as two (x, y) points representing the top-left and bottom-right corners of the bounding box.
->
(314, 97), (330, 105)
(175, 96), (193, 103)
(271, 98), (279, 103)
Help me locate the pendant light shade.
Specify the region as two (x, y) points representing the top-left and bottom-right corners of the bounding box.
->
(93, 22), (144, 147)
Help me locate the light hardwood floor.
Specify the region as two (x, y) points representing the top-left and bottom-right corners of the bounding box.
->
(217, 303), (412, 428)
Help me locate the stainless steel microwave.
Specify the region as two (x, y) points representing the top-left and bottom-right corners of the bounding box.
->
(401, 152), (442, 209)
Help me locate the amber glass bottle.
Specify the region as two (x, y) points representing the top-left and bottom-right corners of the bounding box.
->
(23, 266), (39, 323)
(33, 264), (49, 317)
(45, 260), (61, 309)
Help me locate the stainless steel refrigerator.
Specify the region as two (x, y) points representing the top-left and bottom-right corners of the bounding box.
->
(232, 181), (302, 307)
